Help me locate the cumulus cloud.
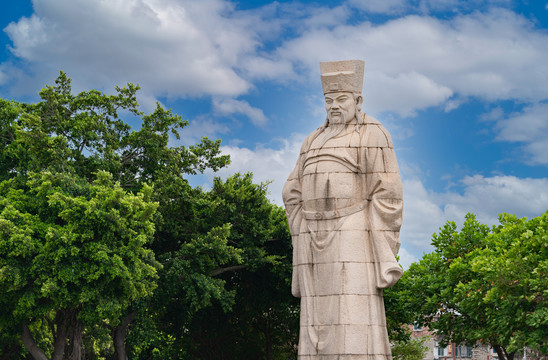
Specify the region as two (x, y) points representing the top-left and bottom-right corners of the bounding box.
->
(444, 175), (548, 223)
(401, 177), (445, 250)
(397, 247), (419, 270)
(365, 71), (453, 116)
(196, 133), (304, 205)
(175, 116), (232, 146)
(275, 8), (548, 114)
(3, 0), (262, 97)
(400, 173), (548, 259)
(494, 102), (548, 164)
(215, 134), (304, 203)
(212, 98), (268, 126)
(3, 1), (548, 119)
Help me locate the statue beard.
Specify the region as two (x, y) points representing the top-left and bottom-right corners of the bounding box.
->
(317, 109), (360, 147)
(317, 123), (345, 147)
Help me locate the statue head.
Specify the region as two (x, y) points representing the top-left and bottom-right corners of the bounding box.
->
(320, 60), (364, 124)
(324, 91), (362, 125)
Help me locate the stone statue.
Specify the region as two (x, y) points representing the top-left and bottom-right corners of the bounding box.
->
(282, 60), (403, 360)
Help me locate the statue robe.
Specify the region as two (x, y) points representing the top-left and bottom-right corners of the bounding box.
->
(282, 113), (403, 360)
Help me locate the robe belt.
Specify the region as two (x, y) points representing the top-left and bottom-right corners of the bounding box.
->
(302, 201), (367, 220)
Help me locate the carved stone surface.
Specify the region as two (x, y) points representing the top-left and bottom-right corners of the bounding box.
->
(282, 60), (403, 359)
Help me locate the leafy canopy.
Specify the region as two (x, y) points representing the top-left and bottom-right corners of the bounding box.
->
(405, 212), (548, 359)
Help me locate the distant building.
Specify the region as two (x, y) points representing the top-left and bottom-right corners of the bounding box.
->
(410, 325), (499, 360)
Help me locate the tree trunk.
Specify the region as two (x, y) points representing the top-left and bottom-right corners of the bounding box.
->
(493, 344), (515, 360)
(22, 310), (71, 360)
(70, 319), (83, 360)
(53, 311), (69, 360)
(265, 314), (273, 360)
(21, 323), (49, 360)
(493, 344), (506, 360)
(62, 311), (83, 360)
(112, 311), (137, 360)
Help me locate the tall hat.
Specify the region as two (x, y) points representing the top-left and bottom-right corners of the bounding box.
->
(320, 60), (364, 95)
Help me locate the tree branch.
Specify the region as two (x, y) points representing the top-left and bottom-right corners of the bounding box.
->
(21, 323), (49, 360)
(210, 265), (246, 276)
(52, 310), (69, 360)
(113, 311), (138, 360)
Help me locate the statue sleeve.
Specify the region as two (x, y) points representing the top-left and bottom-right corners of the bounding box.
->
(282, 157), (304, 297)
(282, 162), (302, 237)
(361, 123), (403, 288)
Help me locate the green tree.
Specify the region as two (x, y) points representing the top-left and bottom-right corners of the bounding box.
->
(189, 174), (298, 360)
(384, 270), (421, 344)
(458, 212), (548, 356)
(0, 72), (231, 359)
(129, 173), (299, 360)
(391, 337), (429, 360)
(2, 71), (228, 187)
(406, 212), (548, 360)
(0, 171), (159, 360)
(383, 253), (432, 359)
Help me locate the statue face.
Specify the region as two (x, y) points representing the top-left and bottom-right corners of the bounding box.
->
(324, 92), (359, 124)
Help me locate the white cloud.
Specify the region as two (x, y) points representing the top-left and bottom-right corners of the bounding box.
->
(397, 247), (419, 270)
(365, 71), (453, 116)
(300, 4), (351, 29)
(3, 0), (259, 97)
(0, 64), (10, 86)
(240, 57), (295, 81)
(525, 140), (548, 165)
(212, 98), (268, 126)
(401, 177), (445, 250)
(444, 175), (548, 224)
(199, 133), (304, 205)
(400, 173), (548, 259)
(176, 116), (232, 146)
(494, 103), (548, 164)
(3, 2), (548, 119)
(275, 8), (548, 114)
(480, 106), (504, 122)
(444, 97), (467, 112)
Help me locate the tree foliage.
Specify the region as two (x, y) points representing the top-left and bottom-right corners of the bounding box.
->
(0, 170), (159, 360)
(405, 212), (548, 360)
(127, 173), (299, 360)
(391, 336), (429, 360)
(0, 72), (231, 359)
(384, 272), (420, 344)
(184, 174), (298, 360)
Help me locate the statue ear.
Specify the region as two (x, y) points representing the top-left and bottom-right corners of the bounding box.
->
(355, 95), (363, 111)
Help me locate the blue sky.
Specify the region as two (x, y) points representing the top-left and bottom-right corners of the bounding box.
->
(1, 0), (548, 267)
